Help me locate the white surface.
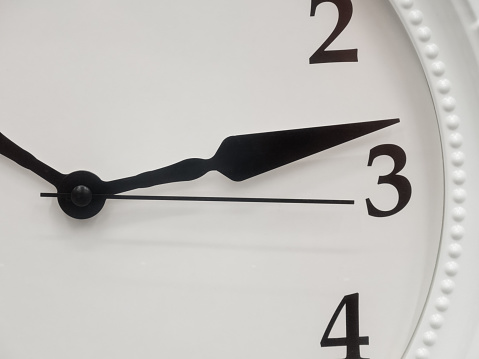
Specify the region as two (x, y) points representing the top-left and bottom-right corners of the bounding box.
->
(0, 1), (477, 358)
(392, 0), (479, 358)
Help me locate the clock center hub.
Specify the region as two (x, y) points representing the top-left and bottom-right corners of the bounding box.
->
(71, 185), (93, 207)
(57, 171), (107, 219)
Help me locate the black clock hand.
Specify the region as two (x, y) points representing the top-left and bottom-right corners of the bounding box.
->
(0, 132), (66, 188)
(104, 118), (399, 194)
(23, 118), (397, 219)
(41, 192), (355, 205)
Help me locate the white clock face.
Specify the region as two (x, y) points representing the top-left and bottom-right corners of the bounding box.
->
(0, 1), (445, 358)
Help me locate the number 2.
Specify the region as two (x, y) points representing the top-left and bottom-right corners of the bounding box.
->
(310, 0), (358, 64)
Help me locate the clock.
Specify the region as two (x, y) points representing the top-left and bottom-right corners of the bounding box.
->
(0, 0), (478, 358)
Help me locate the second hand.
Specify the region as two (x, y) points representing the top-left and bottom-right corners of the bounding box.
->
(40, 193), (354, 205)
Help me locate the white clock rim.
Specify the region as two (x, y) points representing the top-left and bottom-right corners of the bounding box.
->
(390, 0), (479, 358)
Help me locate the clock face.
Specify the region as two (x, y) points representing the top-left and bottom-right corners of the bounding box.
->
(0, 0), (451, 358)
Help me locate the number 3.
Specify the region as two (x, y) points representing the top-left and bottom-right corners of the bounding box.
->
(366, 144), (412, 217)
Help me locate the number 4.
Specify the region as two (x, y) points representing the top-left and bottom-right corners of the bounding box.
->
(321, 293), (370, 359)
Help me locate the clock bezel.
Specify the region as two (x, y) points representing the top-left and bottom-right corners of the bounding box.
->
(390, 0), (479, 358)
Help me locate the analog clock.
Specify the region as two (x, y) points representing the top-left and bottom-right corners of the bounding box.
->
(1, 0), (479, 358)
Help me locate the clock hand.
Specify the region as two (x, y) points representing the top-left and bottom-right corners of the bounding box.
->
(41, 193), (355, 205)
(104, 118), (399, 194)
(27, 118), (397, 219)
(0, 132), (66, 188)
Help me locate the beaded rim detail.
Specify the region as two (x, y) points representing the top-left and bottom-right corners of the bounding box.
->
(392, 1), (466, 358)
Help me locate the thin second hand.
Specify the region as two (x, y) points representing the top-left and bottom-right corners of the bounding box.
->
(40, 193), (354, 205)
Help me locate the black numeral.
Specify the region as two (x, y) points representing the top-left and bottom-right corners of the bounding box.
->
(366, 144), (412, 217)
(321, 293), (369, 359)
(310, 0), (358, 64)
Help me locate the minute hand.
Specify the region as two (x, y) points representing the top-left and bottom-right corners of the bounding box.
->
(105, 118), (399, 194)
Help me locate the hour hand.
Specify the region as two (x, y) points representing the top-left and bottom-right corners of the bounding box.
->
(104, 118), (399, 194)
